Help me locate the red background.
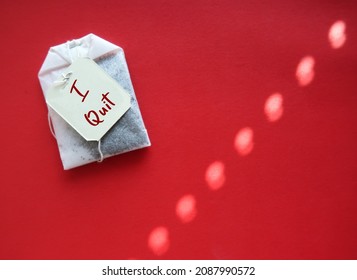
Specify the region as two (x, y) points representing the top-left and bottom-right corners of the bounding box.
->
(0, 0), (356, 259)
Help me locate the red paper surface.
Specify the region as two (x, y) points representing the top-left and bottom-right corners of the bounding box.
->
(0, 0), (356, 259)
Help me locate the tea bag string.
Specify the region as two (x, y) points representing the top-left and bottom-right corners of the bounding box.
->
(48, 113), (104, 163)
(48, 70), (73, 137)
(98, 139), (104, 162)
(46, 40), (104, 163)
(48, 112), (56, 138)
(53, 72), (73, 87)
(47, 41), (74, 140)
(47, 72), (71, 139)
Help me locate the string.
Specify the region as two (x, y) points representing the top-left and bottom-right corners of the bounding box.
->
(53, 72), (73, 87)
(51, 40), (103, 163)
(48, 112), (56, 139)
(98, 139), (104, 162)
(48, 112), (105, 163)
(47, 71), (72, 140)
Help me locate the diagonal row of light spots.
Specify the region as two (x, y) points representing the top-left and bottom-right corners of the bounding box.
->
(146, 20), (347, 257)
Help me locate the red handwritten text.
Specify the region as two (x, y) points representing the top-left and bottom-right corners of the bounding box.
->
(70, 79), (89, 102)
(84, 92), (116, 126)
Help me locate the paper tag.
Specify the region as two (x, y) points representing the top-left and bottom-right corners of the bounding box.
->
(46, 58), (131, 141)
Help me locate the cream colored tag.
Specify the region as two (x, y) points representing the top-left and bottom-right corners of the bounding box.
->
(46, 58), (131, 141)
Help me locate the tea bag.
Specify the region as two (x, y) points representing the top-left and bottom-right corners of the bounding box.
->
(38, 34), (151, 170)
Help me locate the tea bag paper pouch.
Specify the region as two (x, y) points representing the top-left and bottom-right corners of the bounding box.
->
(38, 34), (151, 170)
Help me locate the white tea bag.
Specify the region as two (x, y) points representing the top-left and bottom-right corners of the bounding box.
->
(38, 34), (151, 170)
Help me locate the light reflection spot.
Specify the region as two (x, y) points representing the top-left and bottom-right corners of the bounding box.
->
(205, 161), (225, 191)
(148, 226), (170, 256)
(329, 20), (346, 49)
(176, 194), (197, 223)
(296, 56), (315, 87)
(264, 93), (284, 122)
(234, 127), (254, 156)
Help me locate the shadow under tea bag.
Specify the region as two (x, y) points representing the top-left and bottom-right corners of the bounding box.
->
(38, 34), (151, 170)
